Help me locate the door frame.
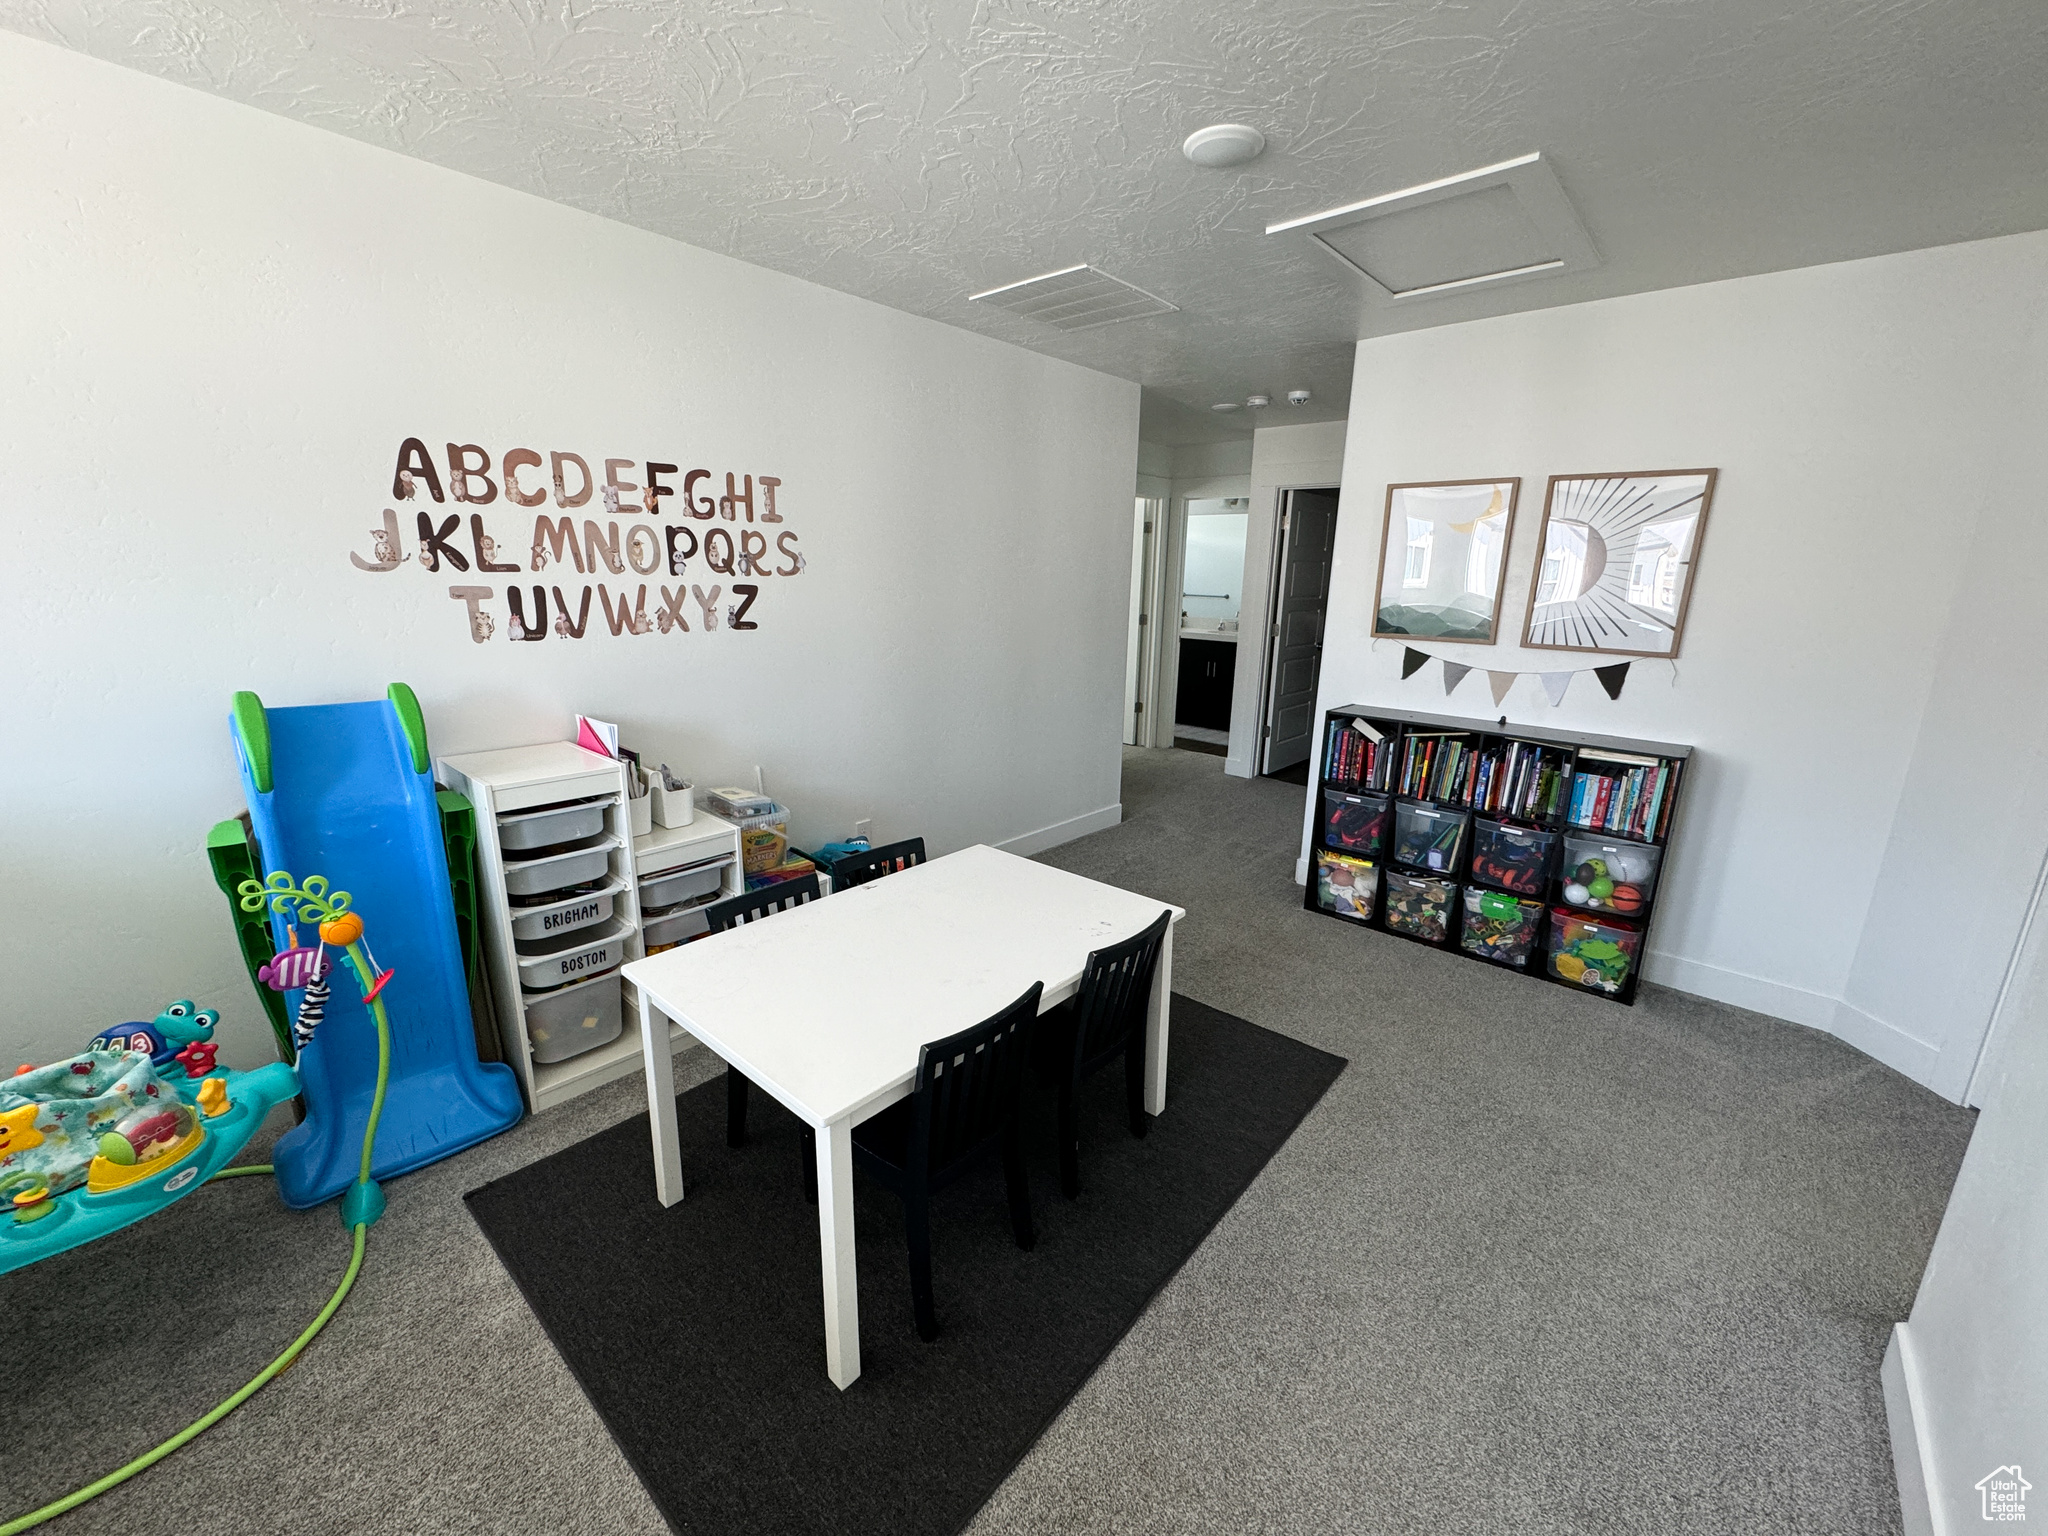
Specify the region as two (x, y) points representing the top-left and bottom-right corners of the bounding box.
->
(1254, 483), (1342, 774)
(1128, 495), (1169, 747)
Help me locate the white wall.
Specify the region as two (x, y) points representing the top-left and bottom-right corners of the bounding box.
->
(1885, 904), (2048, 1534)
(1308, 232), (2048, 1096)
(1227, 420), (1349, 775)
(0, 34), (1137, 1071)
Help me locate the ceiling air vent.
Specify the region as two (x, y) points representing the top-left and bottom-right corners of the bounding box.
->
(968, 264), (1178, 332)
(1267, 152), (1599, 304)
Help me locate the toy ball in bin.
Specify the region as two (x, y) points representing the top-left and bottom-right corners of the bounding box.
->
(1548, 909), (1640, 994)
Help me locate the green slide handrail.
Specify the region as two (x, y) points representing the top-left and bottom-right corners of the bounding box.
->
(386, 682), (430, 776)
(230, 691), (271, 794)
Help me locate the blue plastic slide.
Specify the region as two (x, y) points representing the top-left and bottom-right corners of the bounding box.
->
(232, 685), (522, 1208)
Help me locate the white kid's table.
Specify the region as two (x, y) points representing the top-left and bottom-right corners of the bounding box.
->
(622, 844), (1184, 1390)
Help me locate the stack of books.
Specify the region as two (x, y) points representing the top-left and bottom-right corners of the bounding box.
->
(1569, 751), (1679, 841)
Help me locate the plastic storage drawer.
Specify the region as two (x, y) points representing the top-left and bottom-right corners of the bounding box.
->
(1383, 872), (1456, 941)
(524, 972), (624, 1063)
(1322, 790), (1390, 857)
(640, 859), (727, 910)
(1558, 835), (1662, 916)
(503, 838), (616, 898)
(1547, 909), (1642, 995)
(1460, 887), (1544, 966)
(1313, 850), (1377, 923)
(643, 903), (713, 953)
(497, 798), (608, 852)
(515, 920), (628, 992)
(508, 882), (619, 944)
(1391, 803), (1468, 874)
(1469, 819), (1558, 895)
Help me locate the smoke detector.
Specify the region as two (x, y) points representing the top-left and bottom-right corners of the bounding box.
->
(1247, 394), (1271, 409)
(1287, 389), (1312, 406)
(1182, 124), (1266, 169)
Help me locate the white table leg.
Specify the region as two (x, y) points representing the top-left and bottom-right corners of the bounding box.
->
(639, 990), (685, 1208)
(815, 1116), (861, 1389)
(1144, 920), (1174, 1116)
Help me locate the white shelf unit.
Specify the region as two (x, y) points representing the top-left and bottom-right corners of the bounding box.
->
(437, 741), (742, 1113)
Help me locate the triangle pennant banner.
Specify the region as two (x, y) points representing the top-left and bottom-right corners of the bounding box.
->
(1595, 662), (1631, 701)
(1401, 647), (1429, 680)
(1540, 671), (1573, 707)
(1488, 670), (1517, 707)
(1441, 661), (1472, 696)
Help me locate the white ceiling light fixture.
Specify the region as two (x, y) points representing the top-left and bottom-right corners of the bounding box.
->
(1211, 402), (1242, 412)
(1182, 123), (1266, 169)
(1266, 151), (1599, 305)
(968, 264), (1177, 331)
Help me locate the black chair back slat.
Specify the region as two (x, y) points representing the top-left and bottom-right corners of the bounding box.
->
(914, 982), (1041, 1178)
(705, 874), (821, 934)
(830, 837), (927, 891)
(1070, 909), (1171, 1079)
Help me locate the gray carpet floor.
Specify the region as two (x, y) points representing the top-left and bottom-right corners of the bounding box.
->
(1, 745), (1973, 1535)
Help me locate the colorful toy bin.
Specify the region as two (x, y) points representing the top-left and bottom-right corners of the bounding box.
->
(1557, 836), (1662, 916)
(1321, 791), (1390, 858)
(1384, 872), (1457, 942)
(1314, 850), (1377, 922)
(1547, 909), (1642, 994)
(1468, 820), (1558, 896)
(1460, 887), (1545, 967)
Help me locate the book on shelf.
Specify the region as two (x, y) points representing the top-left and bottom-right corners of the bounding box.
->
(1323, 717), (1390, 790)
(1569, 757), (1680, 840)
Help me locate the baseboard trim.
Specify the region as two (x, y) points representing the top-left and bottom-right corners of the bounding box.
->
(1828, 999), (1944, 1088)
(998, 803), (1122, 858)
(1643, 950), (1838, 1029)
(1883, 1324), (1943, 1536)
(1293, 855), (1309, 886)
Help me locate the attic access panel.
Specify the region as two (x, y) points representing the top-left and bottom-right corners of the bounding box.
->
(1267, 152), (1599, 304)
(967, 264), (1178, 332)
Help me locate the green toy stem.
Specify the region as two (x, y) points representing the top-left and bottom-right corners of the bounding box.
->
(209, 1163), (275, 1180)
(0, 1224), (368, 1535)
(347, 937), (392, 1191)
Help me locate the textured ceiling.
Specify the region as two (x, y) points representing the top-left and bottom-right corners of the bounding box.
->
(9, 0), (2047, 443)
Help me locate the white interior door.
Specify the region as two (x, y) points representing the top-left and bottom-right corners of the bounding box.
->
(1261, 488), (1339, 773)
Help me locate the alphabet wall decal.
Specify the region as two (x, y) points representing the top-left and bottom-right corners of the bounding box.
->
(360, 438), (805, 642)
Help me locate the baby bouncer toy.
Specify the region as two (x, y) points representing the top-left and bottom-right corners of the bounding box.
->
(0, 684), (521, 1532)
(0, 872), (391, 1533)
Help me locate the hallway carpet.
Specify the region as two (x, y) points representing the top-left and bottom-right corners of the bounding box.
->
(0, 747), (1973, 1535)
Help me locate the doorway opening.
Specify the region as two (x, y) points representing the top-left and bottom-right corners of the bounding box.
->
(1124, 496), (1164, 747)
(1256, 486), (1341, 784)
(1173, 498), (1248, 756)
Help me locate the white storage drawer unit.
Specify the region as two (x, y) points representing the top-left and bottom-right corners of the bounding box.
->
(440, 740), (748, 1114)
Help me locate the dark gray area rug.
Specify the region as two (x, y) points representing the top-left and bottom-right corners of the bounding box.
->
(465, 996), (1343, 1536)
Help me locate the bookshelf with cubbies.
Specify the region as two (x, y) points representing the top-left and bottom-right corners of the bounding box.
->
(1305, 705), (1691, 1005)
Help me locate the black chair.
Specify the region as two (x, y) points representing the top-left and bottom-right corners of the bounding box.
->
(851, 983), (1042, 1340)
(706, 875), (821, 1157)
(829, 837), (926, 891)
(1042, 909), (1172, 1199)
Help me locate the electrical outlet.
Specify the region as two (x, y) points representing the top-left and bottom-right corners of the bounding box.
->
(854, 818), (873, 841)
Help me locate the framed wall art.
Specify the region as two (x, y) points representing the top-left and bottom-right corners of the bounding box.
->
(1372, 478), (1521, 644)
(1522, 469), (1717, 657)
